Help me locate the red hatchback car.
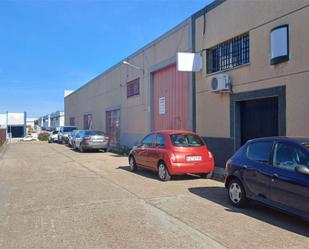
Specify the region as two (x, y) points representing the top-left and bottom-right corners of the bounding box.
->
(128, 130), (214, 181)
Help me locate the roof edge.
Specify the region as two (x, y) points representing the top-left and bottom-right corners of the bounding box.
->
(192, 0), (226, 19)
(65, 0), (226, 100)
(65, 18), (191, 99)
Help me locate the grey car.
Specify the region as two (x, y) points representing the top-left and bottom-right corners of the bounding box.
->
(75, 130), (109, 152)
(58, 126), (78, 144)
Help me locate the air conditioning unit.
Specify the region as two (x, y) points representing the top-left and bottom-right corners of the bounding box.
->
(209, 74), (231, 92)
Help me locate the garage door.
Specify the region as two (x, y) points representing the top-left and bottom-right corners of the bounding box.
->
(240, 97), (278, 145)
(152, 64), (190, 131)
(7, 125), (24, 138)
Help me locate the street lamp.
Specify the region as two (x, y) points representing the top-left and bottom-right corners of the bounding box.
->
(122, 60), (144, 74)
(122, 60), (147, 111)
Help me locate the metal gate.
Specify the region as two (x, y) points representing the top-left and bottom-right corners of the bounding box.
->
(240, 97), (279, 145)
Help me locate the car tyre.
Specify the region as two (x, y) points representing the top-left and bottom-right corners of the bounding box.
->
(79, 146), (85, 153)
(200, 171), (213, 179)
(102, 148), (107, 153)
(158, 162), (171, 181)
(228, 178), (247, 208)
(129, 156), (137, 172)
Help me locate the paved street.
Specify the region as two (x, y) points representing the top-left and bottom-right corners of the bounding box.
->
(0, 142), (308, 248)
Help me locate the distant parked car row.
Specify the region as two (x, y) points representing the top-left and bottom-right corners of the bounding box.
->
(48, 126), (110, 152)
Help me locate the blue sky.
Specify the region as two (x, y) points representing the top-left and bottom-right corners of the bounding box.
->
(0, 0), (211, 118)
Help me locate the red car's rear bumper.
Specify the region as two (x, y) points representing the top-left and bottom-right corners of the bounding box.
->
(168, 160), (214, 175)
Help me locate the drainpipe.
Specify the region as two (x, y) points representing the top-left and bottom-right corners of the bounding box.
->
(24, 112), (27, 137)
(6, 111), (8, 140)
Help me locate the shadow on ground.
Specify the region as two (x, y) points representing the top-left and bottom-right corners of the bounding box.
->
(189, 186), (309, 237)
(118, 165), (204, 182)
(109, 154), (127, 158)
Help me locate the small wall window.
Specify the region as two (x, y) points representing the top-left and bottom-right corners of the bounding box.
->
(207, 33), (249, 74)
(270, 25), (289, 65)
(127, 78), (140, 98)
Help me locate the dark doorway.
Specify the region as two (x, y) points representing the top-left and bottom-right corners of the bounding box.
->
(106, 109), (120, 144)
(240, 97), (278, 145)
(7, 125), (24, 138)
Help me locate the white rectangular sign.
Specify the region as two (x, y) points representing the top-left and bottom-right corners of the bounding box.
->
(8, 113), (24, 125)
(159, 97), (165, 115)
(177, 52), (202, 72)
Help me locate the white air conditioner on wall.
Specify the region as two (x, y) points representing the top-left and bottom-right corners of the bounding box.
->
(209, 74), (231, 93)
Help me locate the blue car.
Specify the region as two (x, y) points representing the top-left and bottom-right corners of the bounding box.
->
(224, 137), (309, 221)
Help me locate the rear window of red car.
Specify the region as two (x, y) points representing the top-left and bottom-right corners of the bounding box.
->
(170, 134), (205, 147)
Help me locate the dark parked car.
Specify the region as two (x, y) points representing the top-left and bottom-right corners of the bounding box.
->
(58, 126), (77, 144)
(224, 137), (309, 221)
(75, 130), (109, 152)
(128, 130), (214, 181)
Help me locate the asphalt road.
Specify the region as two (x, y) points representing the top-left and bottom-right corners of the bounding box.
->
(0, 142), (308, 248)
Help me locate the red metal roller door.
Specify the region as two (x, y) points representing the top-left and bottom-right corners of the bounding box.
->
(152, 64), (190, 131)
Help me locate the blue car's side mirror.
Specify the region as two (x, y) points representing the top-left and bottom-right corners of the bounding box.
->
(295, 165), (309, 175)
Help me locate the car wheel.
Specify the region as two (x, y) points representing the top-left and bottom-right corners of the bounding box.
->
(102, 148), (107, 153)
(129, 156), (137, 172)
(228, 178), (247, 208)
(79, 146), (84, 153)
(200, 171), (213, 179)
(158, 162), (171, 181)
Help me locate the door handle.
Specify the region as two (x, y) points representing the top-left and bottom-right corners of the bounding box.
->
(273, 173), (279, 178)
(272, 173), (279, 182)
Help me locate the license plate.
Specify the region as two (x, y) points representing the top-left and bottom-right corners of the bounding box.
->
(93, 140), (103, 142)
(186, 156), (202, 161)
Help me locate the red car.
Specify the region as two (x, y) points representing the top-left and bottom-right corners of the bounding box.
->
(128, 130), (214, 181)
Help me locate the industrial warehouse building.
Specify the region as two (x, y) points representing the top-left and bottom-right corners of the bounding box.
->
(65, 14), (193, 145)
(0, 112), (27, 138)
(65, 0), (309, 169)
(38, 111), (64, 131)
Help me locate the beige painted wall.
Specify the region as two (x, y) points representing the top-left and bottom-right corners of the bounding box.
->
(195, 0), (309, 138)
(65, 20), (191, 144)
